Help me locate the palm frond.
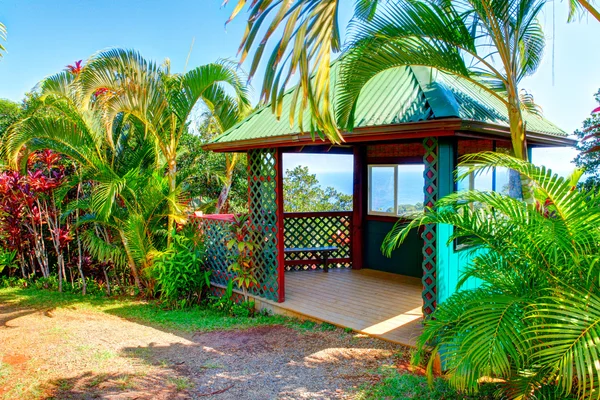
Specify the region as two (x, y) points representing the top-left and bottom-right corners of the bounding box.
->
(0, 23), (6, 58)
(225, 0), (344, 143)
(528, 289), (600, 399)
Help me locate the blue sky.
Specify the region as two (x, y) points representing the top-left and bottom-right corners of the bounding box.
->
(1, 1), (599, 181)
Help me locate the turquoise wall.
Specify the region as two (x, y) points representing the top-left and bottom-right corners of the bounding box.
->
(435, 140), (482, 304)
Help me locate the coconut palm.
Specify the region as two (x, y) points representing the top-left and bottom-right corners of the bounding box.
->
(382, 152), (600, 399)
(76, 49), (250, 236)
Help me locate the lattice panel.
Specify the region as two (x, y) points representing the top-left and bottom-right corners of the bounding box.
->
(199, 217), (236, 287)
(422, 137), (438, 317)
(367, 143), (425, 158)
(247, 149), (280, 302)
(284, 212), (352, 271)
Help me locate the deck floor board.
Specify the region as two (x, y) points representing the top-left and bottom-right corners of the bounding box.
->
(264, 268), (424, 347)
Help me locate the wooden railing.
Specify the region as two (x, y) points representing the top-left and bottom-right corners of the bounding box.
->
(283, 211), (352, 271)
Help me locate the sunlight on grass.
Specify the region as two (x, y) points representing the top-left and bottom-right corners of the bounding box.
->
(0, 287), (298, 334)
(356, 367), (498, 400)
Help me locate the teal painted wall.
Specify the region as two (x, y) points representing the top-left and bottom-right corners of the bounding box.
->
(364, 220), (422, 277)
(435, 140), (482, 305)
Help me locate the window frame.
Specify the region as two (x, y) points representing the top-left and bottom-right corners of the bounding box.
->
(367, 164), (398, 217)
(367, 163), (424, 218)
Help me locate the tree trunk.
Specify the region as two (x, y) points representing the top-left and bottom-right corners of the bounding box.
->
(118, 229), (142, 291)
(507, 92), (533, 203)
(103, 265), (111, 296)
(215, 153), (239, 214)
(75, 181), (86, 295)
(167, 157), (177, 246)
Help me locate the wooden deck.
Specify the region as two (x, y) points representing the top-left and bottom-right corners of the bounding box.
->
(255, 268), (423, 347)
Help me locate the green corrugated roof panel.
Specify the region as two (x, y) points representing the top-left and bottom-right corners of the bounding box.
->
(210, 64), (566, 146)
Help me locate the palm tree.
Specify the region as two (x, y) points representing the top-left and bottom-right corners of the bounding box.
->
(195, 88), (252, 213)
(226, 0), (599, 146)
(336, 0), (545, 163)
(382, 152), (600, 399)
(569, 0), (600, 22)
(76, 49), (250, 236)
(4, 70), (168, 290)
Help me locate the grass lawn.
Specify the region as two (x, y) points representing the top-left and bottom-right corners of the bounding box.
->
(0, 287), (492, 399)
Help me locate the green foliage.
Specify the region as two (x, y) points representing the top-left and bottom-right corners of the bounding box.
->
(283, 165), (352, 212)
(0, 249), (17, 274)
(574, 89), (600, 190)
(0, 99), (21, 140)
(150, 228), (209, 309)
(178, 131), (248, 213)
(383, 152), (600, 399)
(338, 0), (546, 162)
(226, 214), (258, 303)
(2, 49), (250, 294)
(357, 368), (498, 400)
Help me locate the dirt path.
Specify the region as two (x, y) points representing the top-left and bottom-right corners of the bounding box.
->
(0, 299), (408, 399)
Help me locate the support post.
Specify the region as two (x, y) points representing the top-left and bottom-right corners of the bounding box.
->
(352, 145), (365, 269)
(276, 148), (286, 302)
(422, 137), (439, 317)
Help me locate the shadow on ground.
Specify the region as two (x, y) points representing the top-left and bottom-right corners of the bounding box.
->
(0, 289), (409, 399)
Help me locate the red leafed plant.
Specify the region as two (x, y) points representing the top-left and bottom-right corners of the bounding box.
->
(0, 150), (73, 290)
(66, 60), (83, 75)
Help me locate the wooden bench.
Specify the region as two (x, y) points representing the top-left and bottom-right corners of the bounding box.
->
(284, 246), (339, 273)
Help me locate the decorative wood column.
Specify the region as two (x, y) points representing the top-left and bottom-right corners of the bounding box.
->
(275, 148), (285, 302)
(352, 145), (365, 269)
(247, 148), (284, 303)
(422, 137), (439, 317)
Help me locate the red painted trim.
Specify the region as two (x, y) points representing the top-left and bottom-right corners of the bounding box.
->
(275, 148), (286, 303)
(195, 214), (236, 222)
(352, 146), (364, 270)
(283, 211), (352, 218)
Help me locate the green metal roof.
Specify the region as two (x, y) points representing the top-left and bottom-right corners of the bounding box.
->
(209, 64), (566, 147)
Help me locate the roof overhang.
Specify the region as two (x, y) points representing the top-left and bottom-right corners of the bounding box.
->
(203, 118), (575, 153)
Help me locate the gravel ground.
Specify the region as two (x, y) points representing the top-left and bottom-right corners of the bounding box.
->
(0, 300), (408, 399)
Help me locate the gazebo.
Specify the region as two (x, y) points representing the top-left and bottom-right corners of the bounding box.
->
(199, 65), (574, 345)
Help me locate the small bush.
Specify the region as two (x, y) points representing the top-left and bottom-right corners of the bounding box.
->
(207, 280), (256, 317)
(358, 368), (498, 400)
(150, 229), (210, 309)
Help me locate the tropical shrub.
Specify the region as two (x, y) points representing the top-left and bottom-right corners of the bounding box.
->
(208, 280), (256, 317)
(2, 51), (250, 295)
(226, 214), (258, 304)
(383, 152), (600, 399)
(150, 227), (210, 309)
(0, 249), (17, 274)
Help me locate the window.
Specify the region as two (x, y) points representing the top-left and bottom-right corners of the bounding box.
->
(454, 165), (511, 250)
(456, 165), (511, 194)
(368, 164), (424, 217)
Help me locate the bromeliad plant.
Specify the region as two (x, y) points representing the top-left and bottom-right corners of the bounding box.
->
(226, 214), (258, 303)
(383, 152), (600, 400)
